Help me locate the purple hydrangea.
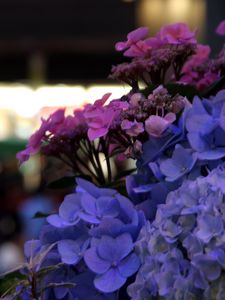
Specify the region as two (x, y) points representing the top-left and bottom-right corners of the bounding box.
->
(84, 233), (140, 293)
(128, 163), (225, 299)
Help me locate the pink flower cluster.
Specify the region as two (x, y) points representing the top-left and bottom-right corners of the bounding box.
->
(17, 20), (225, 183)
(115, 23), (197, 58)
(112, 21), (225, 91)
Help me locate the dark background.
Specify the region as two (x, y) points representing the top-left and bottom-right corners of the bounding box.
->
(0, 0), (223, 82)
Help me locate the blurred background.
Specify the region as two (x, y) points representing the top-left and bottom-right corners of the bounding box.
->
(0, 0), (224, 274)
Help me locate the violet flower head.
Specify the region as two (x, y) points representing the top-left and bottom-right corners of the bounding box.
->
(159, 144), (197, 182)
(47, 193), (81, 228)
(121, 119), (144, 137)
(84, 233), (140, 293)
(186, 92), (225, 160)
(128, 163), (225, 299)
(158, 22), (197, 44)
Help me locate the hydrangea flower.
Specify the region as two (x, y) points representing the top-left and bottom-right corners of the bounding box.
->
(159, 144), (197, 181)
(145, 113), (176, 137)
(128, 163), (225, 299)
(84, 233), (140, 293)
(157, 22), (197, 44)
(47, 178), (118, 228)
(186, 93), (225, 160)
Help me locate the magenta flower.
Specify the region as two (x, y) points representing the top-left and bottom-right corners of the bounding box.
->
(123, 40), (150, 57)
(121, 119), (144, 137)
(216, 19), (225, 36)
(85, 94), (129, 141)
(182, 44), (211, 73)
(17, 108), (66, 164)
(115, 27), (150, 57)
(158, 23), (197, 44)
(145, 113), (176, 137)
(16, 119), (50, 163)
(85, 106), (119, 141)
(115, 27), (149, 51)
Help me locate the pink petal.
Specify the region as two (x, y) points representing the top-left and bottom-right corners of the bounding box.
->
(127, 27), (149, 43)
(145, 115), (169, 137)
(216, 20), (225, 36)
(115, 41), (128, 51)
(164, 112), (176, 123)
(88, 127), (108, 141)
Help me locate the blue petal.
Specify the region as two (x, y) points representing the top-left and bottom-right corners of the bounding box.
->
(94, 268), (126, 293)
(186, 114), (216, 135)
(197, 148), (225, 160)
(79, 212), (100, 224)
(81, 193), (97, 215)
(97, 234), (133, 263)
(47, 214), (74, 228)
(187, 133), (207, 152)
(160, 159), (182, 181)
(76, 178), (100, 197)
(90, 218), (124, 238)
(59, 194), (81, 223)
(84, 247), (110, 274)
(193, 254), (221, 281)
(96, 197), (120, 219)
(58, 239), (87, 265)
(118, 253), (140, 277)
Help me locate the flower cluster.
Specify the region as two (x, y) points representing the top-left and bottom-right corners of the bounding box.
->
(111, 22), (225, 92)
(3, 19), (225, 300)
(128, 164), (225, 299)
(10, 178), (144, 299)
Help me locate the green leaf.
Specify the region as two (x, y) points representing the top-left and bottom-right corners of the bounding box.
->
(141, 84), (157, 97)
(165, 83), (200, 100)
(40, 282), (76, 293)
(32, 211), (52, 219)
(201, 75), (225, 98)
(0, 271), (26, 297)
(47, 176), (76, 189)
(37, 263), (64, 279)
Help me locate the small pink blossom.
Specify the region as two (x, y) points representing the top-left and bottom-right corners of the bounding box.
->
(196, 72), (219, 91)
(115, 27), (149, 52)
(145, 37), (163, 48)
(115, 27), (150, 57)
(85, 104), (120, 141)
(85, 95), (129, 141)
(216, 20), (225, 36)
(145, 113), (176, 137)
(129, 93), (143, 107)
(123, 40), (150, 57)
(17, 109), (66, 164)
(158, 23), (197, 44)
(121, 119), (144, 137)
(182, 44), (211, 73)
(109, 100), (129, 110)
(16, 119), (50, 163)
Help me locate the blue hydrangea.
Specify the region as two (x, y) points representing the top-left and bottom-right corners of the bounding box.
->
(186, 93), (225, 160)
(128, 163), (225, 300)
(84, 234), (140, 293)
(19, 179), (144, 299)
